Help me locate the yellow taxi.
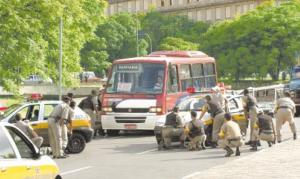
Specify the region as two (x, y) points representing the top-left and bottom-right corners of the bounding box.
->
(154, 94), (248, 147)
(0, 123), (60, 179)
(0, 101), (93, 154)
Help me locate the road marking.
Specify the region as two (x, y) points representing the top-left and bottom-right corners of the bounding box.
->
(61, 166), (94, 176)
(182, 172), (202, 179)
(137, 148), (157, 155)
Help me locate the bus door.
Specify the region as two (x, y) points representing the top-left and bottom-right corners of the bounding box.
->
(166, 64), (181, 111)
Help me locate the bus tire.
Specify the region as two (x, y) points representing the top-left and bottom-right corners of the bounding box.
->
(107, 130), (119, 136)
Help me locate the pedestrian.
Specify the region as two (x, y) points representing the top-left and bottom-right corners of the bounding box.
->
(218, 113), (244, 157)
(211, 86), (228, 112)
(185, 110), (206, 151)
(199, 95), (225, 148)
(275, 92), (297, 143)
(160, 107), (185, 149)
(250, 111), (275, 151)
(14, 113), (44, 148)
(95, 90), (104, 136)
(242, 89), (259, 146)
(48, 96), (70, 159)
(79, 90), (98, 136)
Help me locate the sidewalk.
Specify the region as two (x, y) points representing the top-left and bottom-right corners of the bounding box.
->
(188, 139), (300, 179)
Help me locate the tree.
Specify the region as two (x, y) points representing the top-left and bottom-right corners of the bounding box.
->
(159, 37), (199, 51)
(141, 11), (210, 51)
(0, 0), (106, 92)
(201, 0), (300, 81)
(81, 12), (148, 70)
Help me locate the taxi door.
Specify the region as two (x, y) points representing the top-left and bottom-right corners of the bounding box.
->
(0, 126), (36, 179)
(228, 97), (247, 135)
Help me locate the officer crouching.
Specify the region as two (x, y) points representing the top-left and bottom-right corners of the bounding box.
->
(218, 113), (244, 157)
(160, 107), (185, 149)
(185, 110), (206, 151)
(251, 111), (276, 151)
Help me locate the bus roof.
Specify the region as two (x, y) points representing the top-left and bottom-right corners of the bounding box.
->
(114, 51), (215, 64)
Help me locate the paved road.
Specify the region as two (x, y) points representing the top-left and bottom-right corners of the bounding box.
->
(55, 118), (300, 179)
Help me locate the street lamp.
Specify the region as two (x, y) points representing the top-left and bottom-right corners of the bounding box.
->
(138, 31), (152, 54)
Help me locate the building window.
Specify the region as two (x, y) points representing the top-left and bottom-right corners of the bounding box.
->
(249, 3), (255, 9)
(136, 0), (140, 11)
(188, 11), (193, 19)
(170, 0), (173, 6)
(216, 7), (221, 20)
(236, 5), (242, 14)
(144, 0), (148, 10)
(110, 4), (115, 14)
(178, 0), (183, 5)
(225, 6), (231, 18)
(206, 9), (212, 21)
(197, 10), (202, 21)
(187, 0), (191, 4)
(243, 4), (249, 12)
(161, 0), (165, 7)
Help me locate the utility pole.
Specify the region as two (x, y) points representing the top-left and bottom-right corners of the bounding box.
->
(136, 11), (139, 57)
(59, 17), (63, 100)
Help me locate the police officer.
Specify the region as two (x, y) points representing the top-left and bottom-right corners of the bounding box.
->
(199, 95), (225, 148)
(15, 113), (44, 148)
(218, 113), (244, 157)
(48, 96), (70, 159)
(79, 90), (98, 135)
(185, 110), (206, 151)
(275, 92), (297, 143)
(211, 86), (228, 112)
(251, 111), (275, 151)
(161, 107), (184, 149)
(243, 89), (258, 146)
(62, 101), (75, 154)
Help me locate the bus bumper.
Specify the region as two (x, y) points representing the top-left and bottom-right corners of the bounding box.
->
(101, 113), (166, 130)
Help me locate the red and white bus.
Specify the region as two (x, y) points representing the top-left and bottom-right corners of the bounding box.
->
(101, 51), (217, 135)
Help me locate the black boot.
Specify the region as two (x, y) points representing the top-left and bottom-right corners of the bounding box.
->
(257, 140), (261, 146)
(235, 147), (240, 156)
(267, 141), (272, 147)
(225, 146), (234, 157)
(250, 141), (258, 151)
(294, 133), (297, 140)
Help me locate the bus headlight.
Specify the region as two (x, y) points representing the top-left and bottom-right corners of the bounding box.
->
(149, 107), (162, 113)
(102, 107), (113, 112)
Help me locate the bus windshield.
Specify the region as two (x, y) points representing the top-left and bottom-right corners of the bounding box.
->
(106, 63), (165, 94)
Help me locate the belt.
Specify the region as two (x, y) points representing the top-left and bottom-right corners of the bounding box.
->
(227, 138), (240, 142)
(214, 111), (223, 117)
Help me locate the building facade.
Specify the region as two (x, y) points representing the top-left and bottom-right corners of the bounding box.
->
(106, 0), (282, 22)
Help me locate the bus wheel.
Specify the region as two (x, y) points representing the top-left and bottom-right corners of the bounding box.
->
(107, 130), (119, 136)
(295, 106), (300, 117)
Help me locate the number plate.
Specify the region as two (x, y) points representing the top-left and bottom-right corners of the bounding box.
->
(124, 124), (137, 129)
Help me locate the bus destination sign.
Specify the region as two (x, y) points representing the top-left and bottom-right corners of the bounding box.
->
(117, 64), (140, 72)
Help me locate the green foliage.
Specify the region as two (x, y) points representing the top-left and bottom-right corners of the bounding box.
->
(159, 37), (199, 51)
(0, 0), (106, 92)
(81, 12), (148, 72)
(201, 0), (300, 81)
(141, 11), (210, 51)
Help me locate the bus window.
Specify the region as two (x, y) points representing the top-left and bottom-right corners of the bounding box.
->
(179, 64), (192, 91)
(191, 64), (205, 91)
(167, 64), (179, 93)
(204, 63), (216, 88)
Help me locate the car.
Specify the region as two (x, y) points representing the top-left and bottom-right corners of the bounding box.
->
(80, 71), (101, 83)
(23, 75), (53, 85)
(0, 123), (61, 179)
(0, 101), (93, 154)
(154, 93), (247, 148)
(0, 102), (8, 112)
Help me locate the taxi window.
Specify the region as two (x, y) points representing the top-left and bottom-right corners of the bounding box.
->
(228, 99), (238, 110)
(0, 128), (16, 159)
(44, 104), (57, 120)
(6, 126), (34, 159)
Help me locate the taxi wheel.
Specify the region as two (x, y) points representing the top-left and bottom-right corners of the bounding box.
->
(55, 175), (62, 179)
(67, 133), (86, 154)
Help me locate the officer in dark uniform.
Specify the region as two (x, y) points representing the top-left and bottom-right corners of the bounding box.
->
(161, 107), (184, 149)
(251, 111), (276, 151)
